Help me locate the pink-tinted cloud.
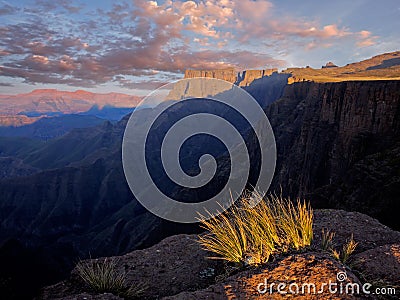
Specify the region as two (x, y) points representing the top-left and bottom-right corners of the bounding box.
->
(356, 30), (378, 47)
(0, 0), (382, 90)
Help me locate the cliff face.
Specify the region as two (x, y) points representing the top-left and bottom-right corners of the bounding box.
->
(237, 69), (278, 86)
(265, 80), (400, 228)
(184, 68), (278, 86)
(184, 69), (237, 83)
(165, 74), (400, 228)
(179, 69), (288, 108)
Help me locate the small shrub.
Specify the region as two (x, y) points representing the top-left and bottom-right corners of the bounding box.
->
(76, 258), (145, 298)
(197, 192), (313, 266)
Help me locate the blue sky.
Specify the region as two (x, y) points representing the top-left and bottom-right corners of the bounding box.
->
(0, 0), (399, 95)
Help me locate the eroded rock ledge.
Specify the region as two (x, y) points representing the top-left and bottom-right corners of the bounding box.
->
(40, 209), (400, 299)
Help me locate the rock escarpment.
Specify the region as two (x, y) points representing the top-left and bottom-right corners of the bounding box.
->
(265, 80), (400, 229)
(184, 68), (278, 86)
(237, 68), (278, 86)
(184, 69), (237, 83)
(180, 68), (288, 108)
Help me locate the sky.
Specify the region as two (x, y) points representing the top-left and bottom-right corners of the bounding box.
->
(0, 0), (399, 95)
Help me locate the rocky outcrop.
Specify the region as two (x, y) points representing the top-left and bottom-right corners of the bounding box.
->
(353, 244), (400, 287)
(322, 62), (338, 68)
(167, 253), (362, 299)
(40, 210), (400, 299)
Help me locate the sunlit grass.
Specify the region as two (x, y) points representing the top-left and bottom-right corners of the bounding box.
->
(197, 192), (313, 266)
(329, 234), (358, 264)
(341, 235), (358, 264)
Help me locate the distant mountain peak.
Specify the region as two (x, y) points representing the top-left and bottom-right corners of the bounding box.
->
(322, 61), (338, 68)
(0, 89), (142, 126)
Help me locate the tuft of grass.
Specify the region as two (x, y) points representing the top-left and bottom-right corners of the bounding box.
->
(197, 192), (313, 266)
(76, 258), (145, 299)
(197, 203), (248, 264)
(330, 235), (358, 264)
(268, 195), (313, 251)
(331, 249), (341, 261)
(341, 235), (358, 264)
(321, 228), (335, 251)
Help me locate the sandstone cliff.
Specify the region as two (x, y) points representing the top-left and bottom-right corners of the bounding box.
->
(237, 68), (278, 86)
(184, 68), (278, 86)
(184, 69), (237, 83)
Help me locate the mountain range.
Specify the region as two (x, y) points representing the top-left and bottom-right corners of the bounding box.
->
(0, 89), (141, 127)
(0, 51), (400, 298)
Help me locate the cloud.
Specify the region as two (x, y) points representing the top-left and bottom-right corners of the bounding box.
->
(356, 30), (378, 47)
(0, 3), (17, 15)
(35, 0), (83, 13)
(0, 0), (382, 90)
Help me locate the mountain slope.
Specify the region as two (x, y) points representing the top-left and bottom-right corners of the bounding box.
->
(283, 51), (400, 83)
(0, 114), (107, 140)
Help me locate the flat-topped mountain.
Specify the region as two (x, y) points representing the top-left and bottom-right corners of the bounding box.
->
(184, 68), (278, 86)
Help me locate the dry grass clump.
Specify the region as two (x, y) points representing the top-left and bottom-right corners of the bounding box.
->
(320, 230), (358, 264)
(197, 193), (313, 266)
(76, 258), (145, 299)
(321, 228), (335, 251)
(340, 235), (358, 264)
